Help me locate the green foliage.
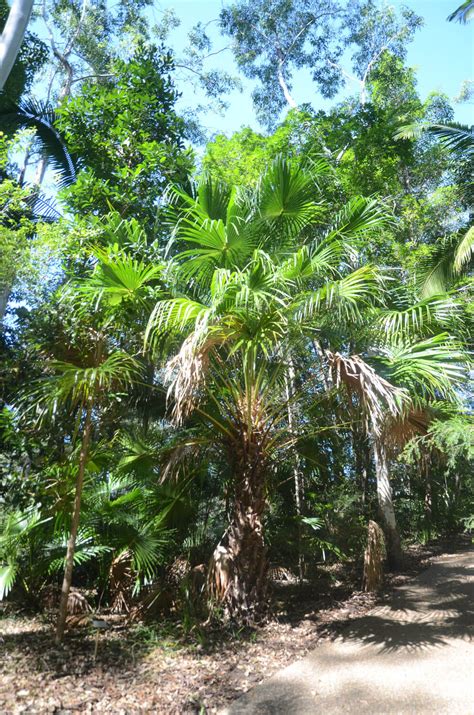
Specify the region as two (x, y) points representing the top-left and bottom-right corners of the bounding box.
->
(1, 19), (472, 627)
(56, 45), (194, 225)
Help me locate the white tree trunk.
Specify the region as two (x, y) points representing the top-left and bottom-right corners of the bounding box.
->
(0, 0), (34, 92)
(277, 63), (297, 109)
(0, 283), (11, 322)
(373, 440), (403, 569)
(285, 360), (304, 582)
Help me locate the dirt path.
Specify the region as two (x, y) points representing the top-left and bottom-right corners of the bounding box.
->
(223, 550), (474, 714)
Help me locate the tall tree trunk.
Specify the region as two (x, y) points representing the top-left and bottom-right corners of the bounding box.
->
(285, 361), (304, 582)
(373, 439), (403, 570)
(0, 0), (34, 91)
(0, 283), (11, 323)
(208, 463), (267, 622)
(354, 430), (369, 506)
(55, 400), (93, 644)
(423, 456), (432, 540)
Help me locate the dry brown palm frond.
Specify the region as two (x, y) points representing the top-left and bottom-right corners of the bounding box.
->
(164, 328), (214, 425)
(362, 520), (385, 592)
(327, 351), (409, 435)
(109, 550), (135, 614)
(160, 440), (204, 483)
(67, 588), (92, 615)
(383, 408), (431, 451)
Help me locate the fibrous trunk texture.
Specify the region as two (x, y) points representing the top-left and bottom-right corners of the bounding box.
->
(362, 520), (385, 592)
(55, 401), (93, 643)
(373, 440), (403, 570)
(208, 466), (267, 623)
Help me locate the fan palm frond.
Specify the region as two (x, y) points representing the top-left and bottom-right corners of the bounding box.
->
(256, 156), (323, 241)
(378, 295), (462, 340)
(83, 249), (164, 306)
(294, 265), (381, 323)
(382, 333), (468, 402)
(326, 196), (391, 243)
(394, 122), (474, 156)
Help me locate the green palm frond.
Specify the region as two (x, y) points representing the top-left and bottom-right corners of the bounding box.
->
(278, 236), (342, 282)
(394, 122), (474, 155)
(414, 234), (472, 298)
(256, 157), (322, 239)
(0, 563), (18, 600)
(23, 352), (141, 421)
(326, 196), (391, 243)
(145, 297), (211, 352)
(378, 295), (462, 340)
(0, 99), (77, 186)
(383, 334), (468, 401)
(47, 540), (112, 574)
(130, 527), (171, 583)
(294, 265), (381, 323)
(454, 225), (474, 273)
(197, 176), (233, 220)
(83, 249), (164, 306)
(447, 0), (474, 23)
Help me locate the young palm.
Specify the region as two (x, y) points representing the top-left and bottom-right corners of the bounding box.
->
(20, 282), (141, 643)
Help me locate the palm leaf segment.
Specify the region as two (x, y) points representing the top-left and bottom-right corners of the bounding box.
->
(0, 99), (77, 187)
(24, 352), (141, 424)
(394, 122), (474, 156)
(447, 1), (474, 23)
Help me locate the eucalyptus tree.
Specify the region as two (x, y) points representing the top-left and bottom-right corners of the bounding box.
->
(0, 0), (34, 92)
(219, 0), (421, 127)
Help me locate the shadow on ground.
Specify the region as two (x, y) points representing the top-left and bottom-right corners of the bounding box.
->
(321, 556), (473, 653)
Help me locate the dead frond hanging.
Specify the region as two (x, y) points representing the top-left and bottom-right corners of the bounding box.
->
(164, 327), (213, 425)
(362, 520), (385, 592)
(327, 351), (408, 435)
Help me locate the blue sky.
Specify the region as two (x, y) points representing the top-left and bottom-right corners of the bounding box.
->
(153, 0), (474, 136)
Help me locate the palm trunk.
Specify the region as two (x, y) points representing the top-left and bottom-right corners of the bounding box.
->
(55, 400), (93, 644)
(208, 462), (267, 622)
(373, 440), (403, 570)
(0, 0), (34, 91)
(354, 430), (369, 506)
(423, 457), (432, 540)
(285, 361), (304, 582)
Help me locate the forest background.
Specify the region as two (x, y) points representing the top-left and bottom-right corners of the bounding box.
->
(0, 0), (473, 645)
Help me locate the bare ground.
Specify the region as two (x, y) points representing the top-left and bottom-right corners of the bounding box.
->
(0, 540), (466, 714)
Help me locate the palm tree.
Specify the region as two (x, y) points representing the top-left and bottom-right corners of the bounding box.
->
(327, 286), (468, 567)
(142, 159), (393, 618)
(21, 280), (141, 643)
(86, 160), (470, 612)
